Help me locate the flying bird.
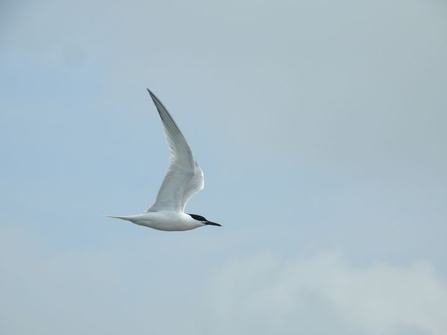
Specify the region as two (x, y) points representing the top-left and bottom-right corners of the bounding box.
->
(107, 89), (221, 231)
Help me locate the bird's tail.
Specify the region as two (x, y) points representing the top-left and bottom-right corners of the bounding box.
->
(106, 215), (134, 221)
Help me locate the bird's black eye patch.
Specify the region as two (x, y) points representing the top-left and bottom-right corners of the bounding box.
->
(188, 213), (207, 221)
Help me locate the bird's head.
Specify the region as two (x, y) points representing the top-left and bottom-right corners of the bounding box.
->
(188, 213), (222, 227)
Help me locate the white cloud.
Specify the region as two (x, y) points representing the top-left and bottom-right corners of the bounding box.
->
(206, 251), (447, 335)
(1, 224), (446, 335)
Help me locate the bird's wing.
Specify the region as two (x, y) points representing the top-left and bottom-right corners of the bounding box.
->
(146, 89), (204, 212)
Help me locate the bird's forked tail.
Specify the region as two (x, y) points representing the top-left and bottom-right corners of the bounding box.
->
(106, 215), (134, 222)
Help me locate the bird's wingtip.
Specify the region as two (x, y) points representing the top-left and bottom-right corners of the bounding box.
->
(146, 88), (159, 102)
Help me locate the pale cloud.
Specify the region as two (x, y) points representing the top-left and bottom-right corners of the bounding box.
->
(2, 226), (446, 335)
(206, 251), (447, 335)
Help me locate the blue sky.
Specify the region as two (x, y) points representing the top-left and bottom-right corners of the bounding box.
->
(1, 0), (447, 334)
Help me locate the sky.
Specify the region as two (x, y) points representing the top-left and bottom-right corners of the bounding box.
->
(1, 0), (447, 334)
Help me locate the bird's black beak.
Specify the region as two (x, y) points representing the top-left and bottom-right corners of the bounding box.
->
(205, 221), (222, 227)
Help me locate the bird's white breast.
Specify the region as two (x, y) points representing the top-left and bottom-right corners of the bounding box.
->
(130, 211), (203, 231)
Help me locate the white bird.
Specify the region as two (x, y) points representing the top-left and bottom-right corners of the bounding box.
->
(107, 89), (221, 231)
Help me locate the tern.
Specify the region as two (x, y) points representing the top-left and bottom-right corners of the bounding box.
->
(107, 89), (221, 231)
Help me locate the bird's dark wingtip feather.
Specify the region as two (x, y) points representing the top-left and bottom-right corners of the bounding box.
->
(146, 88), (158, 104)
(146, 88), (160, 103)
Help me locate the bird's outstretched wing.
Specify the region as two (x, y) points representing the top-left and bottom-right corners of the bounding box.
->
(146, 89), (204, 212)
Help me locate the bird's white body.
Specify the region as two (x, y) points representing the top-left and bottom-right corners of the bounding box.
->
(107, 89), (220, 232)
(108, 212), (204, 231)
